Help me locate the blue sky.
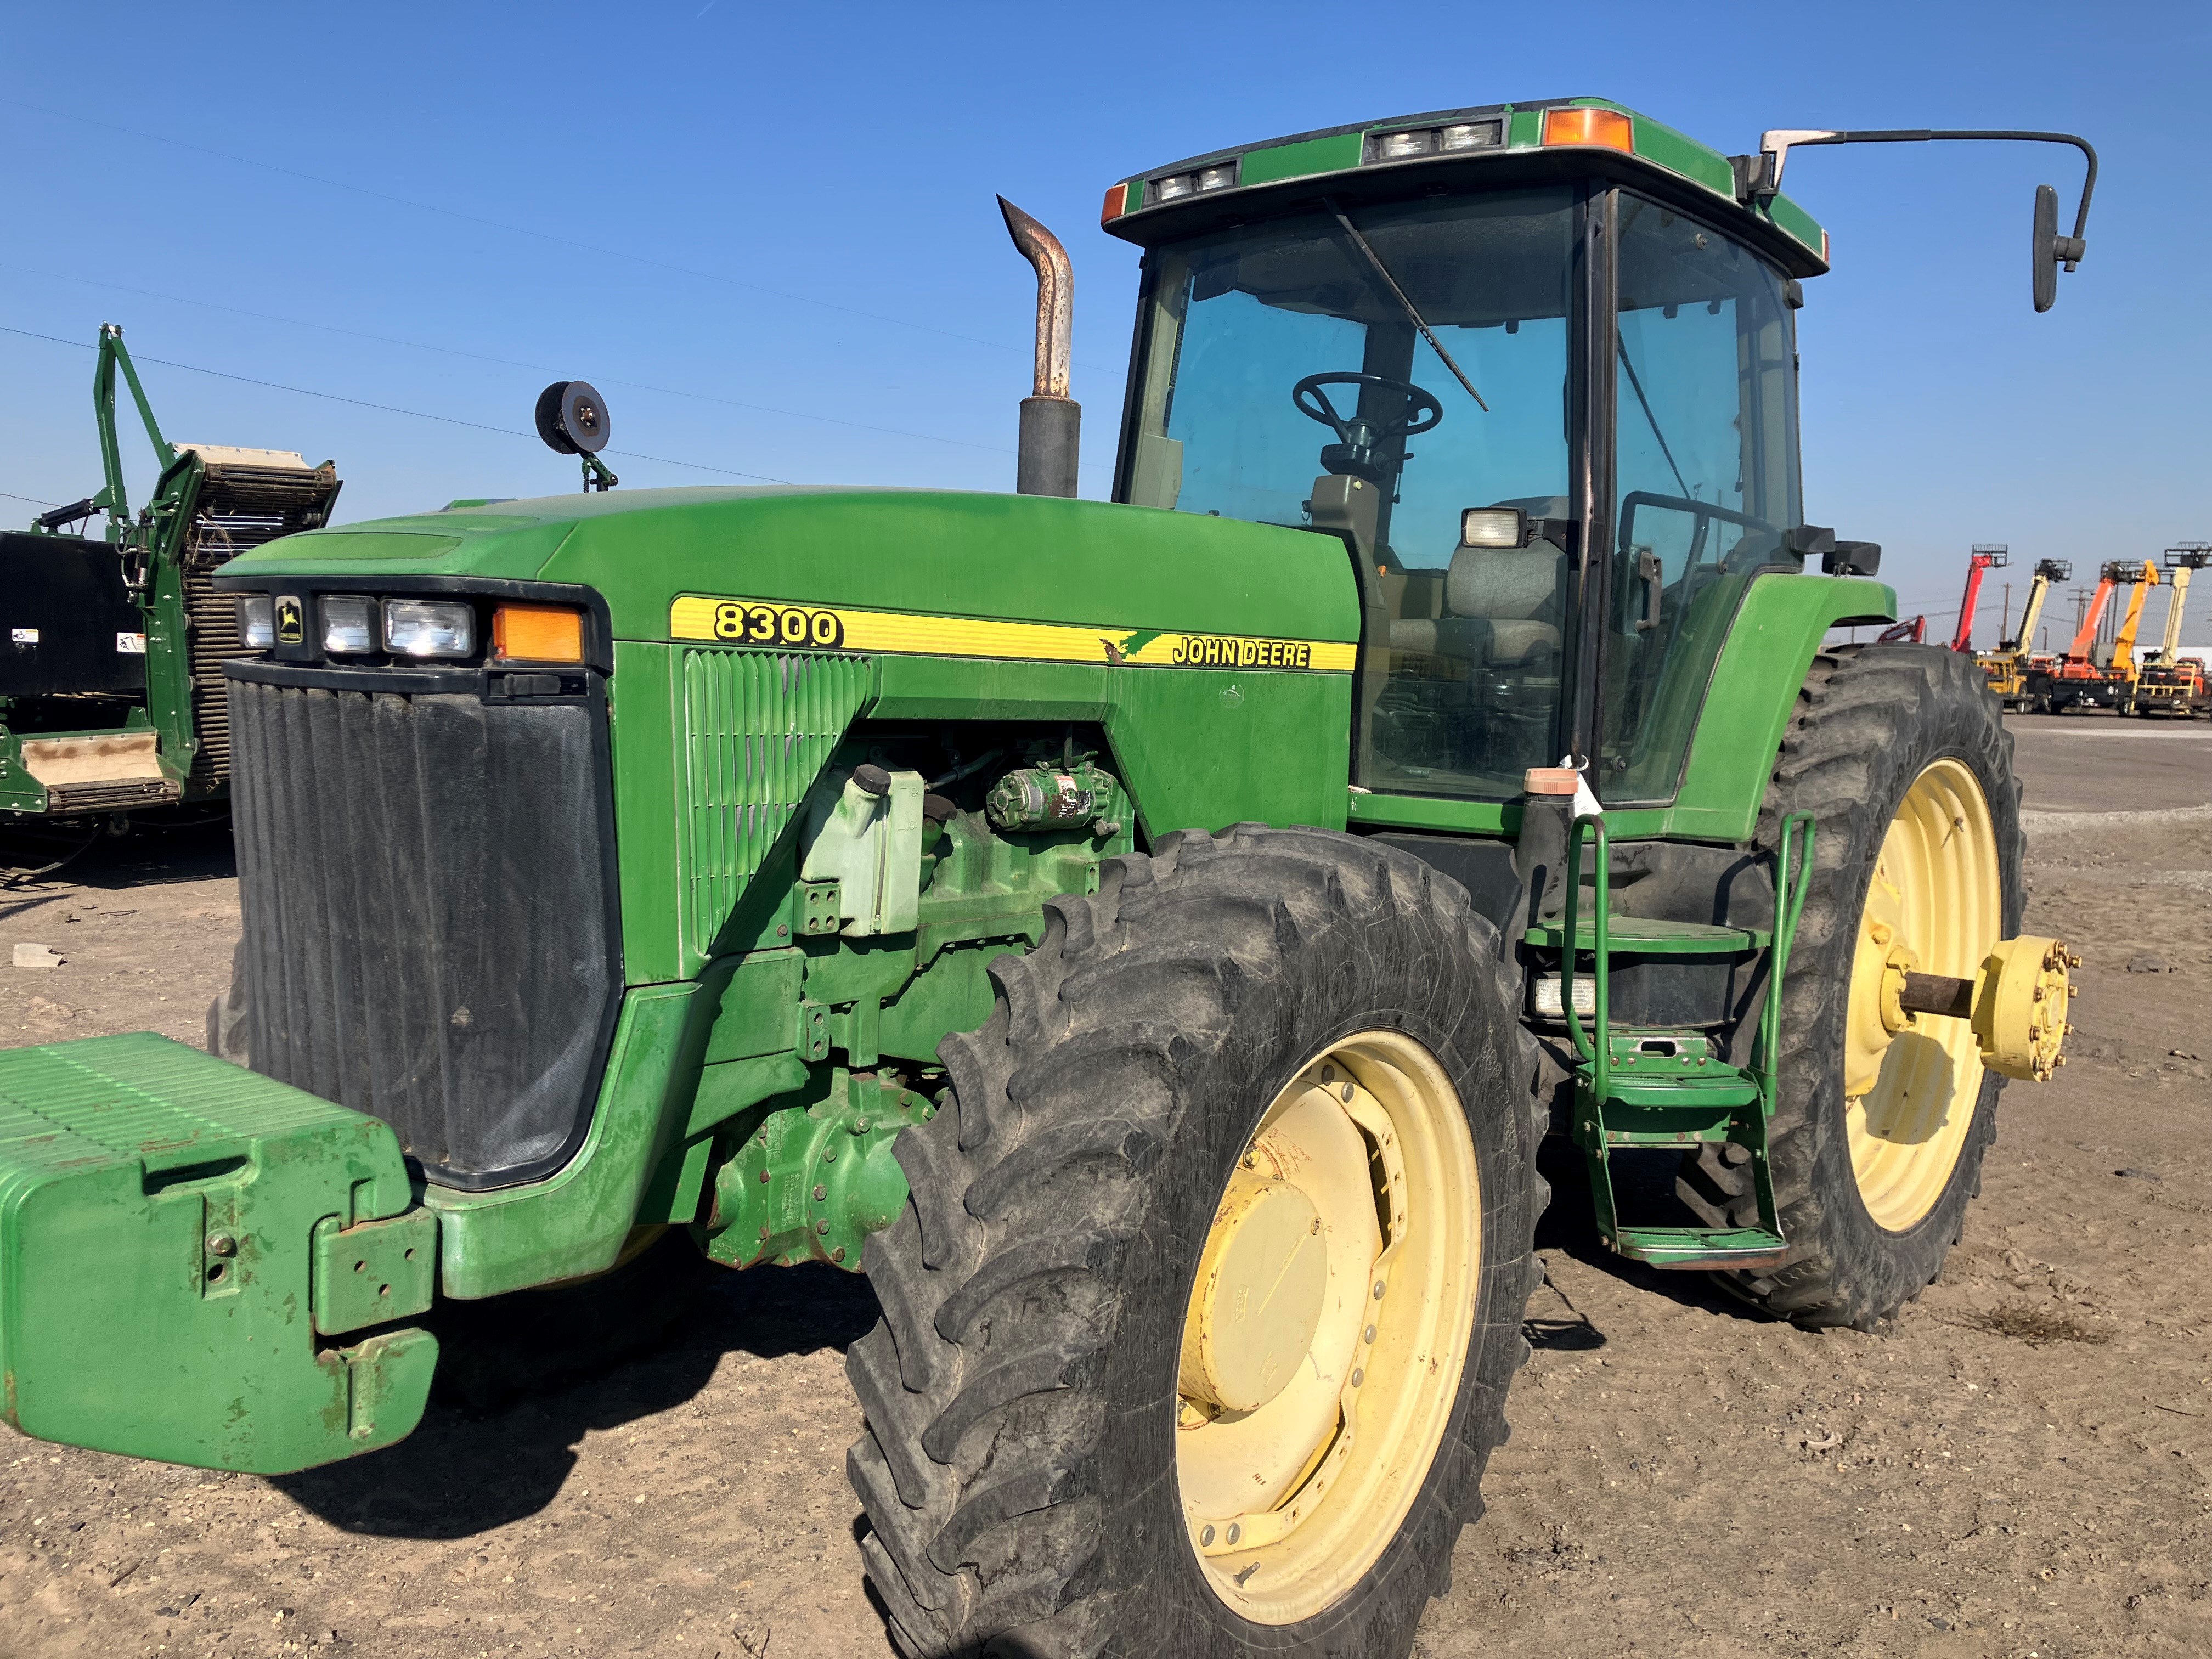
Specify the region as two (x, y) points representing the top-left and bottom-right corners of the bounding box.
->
(3, 1), (2204, 641)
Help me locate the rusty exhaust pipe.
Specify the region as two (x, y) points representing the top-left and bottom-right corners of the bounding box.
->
(998, 196), (1080, 498)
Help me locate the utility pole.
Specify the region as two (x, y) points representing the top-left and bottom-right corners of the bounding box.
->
(2070, 586), (2090, 641)
(1999, 581), (2012, 645)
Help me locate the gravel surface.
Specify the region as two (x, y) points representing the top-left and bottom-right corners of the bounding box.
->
(3, 719), (2208, 1659)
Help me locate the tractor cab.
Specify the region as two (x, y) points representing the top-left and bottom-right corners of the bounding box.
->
(1104, 100), (1827, 810)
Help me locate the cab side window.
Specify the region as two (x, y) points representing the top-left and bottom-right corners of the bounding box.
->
(1601, 195), (1802, 802)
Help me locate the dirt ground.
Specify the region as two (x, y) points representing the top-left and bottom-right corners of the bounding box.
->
(2, 710), (2209, 1659)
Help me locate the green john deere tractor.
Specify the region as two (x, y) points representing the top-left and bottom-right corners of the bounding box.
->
(0, 325), (344, 877)
(1, 98), (2094, 1657)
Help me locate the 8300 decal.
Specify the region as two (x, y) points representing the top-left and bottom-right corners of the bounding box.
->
(711, 601), (844, 648)
(669, 591), (1355, 673)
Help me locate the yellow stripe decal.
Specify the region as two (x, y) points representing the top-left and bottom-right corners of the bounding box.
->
(669, 595), (1356, 673)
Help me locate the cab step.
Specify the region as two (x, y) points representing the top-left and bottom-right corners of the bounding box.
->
(1610, 1224), (1788, 1270)
(1523, 914), (1768, 955)
(1555, 812), (1815, 1273)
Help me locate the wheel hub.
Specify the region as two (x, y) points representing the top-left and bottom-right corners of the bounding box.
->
(1841, 758), (2078, 1231)
(1175, 1033), (1481, 1626)
(1970, 935), (2076, 1082)
(1179, 1172), (1329, 1413)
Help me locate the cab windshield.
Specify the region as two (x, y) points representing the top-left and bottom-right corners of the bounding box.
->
(1124, 184), (1805, 807)
(1122, 189), (1577, 797)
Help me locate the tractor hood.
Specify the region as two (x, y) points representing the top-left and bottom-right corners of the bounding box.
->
(224, 487), (1362, 648)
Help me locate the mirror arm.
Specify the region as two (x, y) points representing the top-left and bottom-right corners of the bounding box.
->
(1743, 129), (2097, 261)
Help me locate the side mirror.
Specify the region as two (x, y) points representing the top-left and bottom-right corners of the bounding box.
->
(2031, 184), (2088, 313)
(2032, 185), (2059, 313)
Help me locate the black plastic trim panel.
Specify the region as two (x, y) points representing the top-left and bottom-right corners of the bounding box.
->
(228, 667), (623, 1190)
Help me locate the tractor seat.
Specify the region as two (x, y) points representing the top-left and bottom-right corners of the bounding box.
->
(1389, 502), (1568, 665)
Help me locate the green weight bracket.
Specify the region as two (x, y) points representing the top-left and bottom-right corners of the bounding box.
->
(0, 1034), (438, 1473)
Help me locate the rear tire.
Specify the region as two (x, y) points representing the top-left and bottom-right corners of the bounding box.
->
(846, 824), (1544, 1657)
(1678, 644), (2023, 1329)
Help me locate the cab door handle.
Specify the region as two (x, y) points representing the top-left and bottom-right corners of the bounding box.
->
(1636, 551), (1664, 632)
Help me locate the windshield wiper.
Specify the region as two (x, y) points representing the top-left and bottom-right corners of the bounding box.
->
(1326, 200), (1489, 412)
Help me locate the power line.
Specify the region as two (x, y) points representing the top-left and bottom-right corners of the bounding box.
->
(0, 97), (1083, 368)
(2, 488), (60, 508)
(0, 324), (792, 484)
(0, 262), (1014, 458)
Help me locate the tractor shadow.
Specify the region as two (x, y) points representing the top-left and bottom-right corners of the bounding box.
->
(273, 1261), (881, 1539)
(2, 814), (236, 916)
(1530, 1135), (1778, 1326)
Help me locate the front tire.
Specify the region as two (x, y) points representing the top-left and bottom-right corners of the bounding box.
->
(847, 825), (1544, 1657)
(1679, 644), (2023, 1328)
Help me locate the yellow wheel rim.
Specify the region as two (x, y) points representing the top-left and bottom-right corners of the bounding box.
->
(1843, 759), (2003, 1231)
(1175, 1030), (1481, 1624)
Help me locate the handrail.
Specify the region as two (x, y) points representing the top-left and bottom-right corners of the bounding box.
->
(1565, 808), (1813, 1110)
(1757, 812), (1816, 1094)
(1560, 814), (1610, 1097)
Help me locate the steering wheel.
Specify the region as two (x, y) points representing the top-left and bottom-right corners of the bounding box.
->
(1292, 373), (1443, 486)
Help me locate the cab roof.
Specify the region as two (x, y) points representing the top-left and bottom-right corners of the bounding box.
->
(1104, 97), (1829, 279)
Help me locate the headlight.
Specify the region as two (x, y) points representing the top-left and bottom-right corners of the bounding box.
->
(321, 596), (377, 654)
(1195, 163), (1236, 191)
(1440, 121), (1500, 151)
(1152, 172), (1195, 203)
(1460, 507), (1530, 548)
(1377, 129), (1435, 160)
(385, 599), (476, 658)
(238, 595), (274, 650)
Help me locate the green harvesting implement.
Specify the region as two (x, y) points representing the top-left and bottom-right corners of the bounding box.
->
(0, 325), (342, 877)
(1, 97), (2093, 1657)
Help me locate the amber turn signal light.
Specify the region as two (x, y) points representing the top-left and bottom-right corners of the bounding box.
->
(492, 603), (584, 663)
(1542, 108), (1634, 154)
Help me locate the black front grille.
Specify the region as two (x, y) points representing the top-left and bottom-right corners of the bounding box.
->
(228, 673), (621, 1188)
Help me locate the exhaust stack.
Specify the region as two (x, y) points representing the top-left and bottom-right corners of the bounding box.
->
(998, 196), (1080, 498)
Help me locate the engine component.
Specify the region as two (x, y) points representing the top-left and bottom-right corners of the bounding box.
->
(985, 759), (1121, 836)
